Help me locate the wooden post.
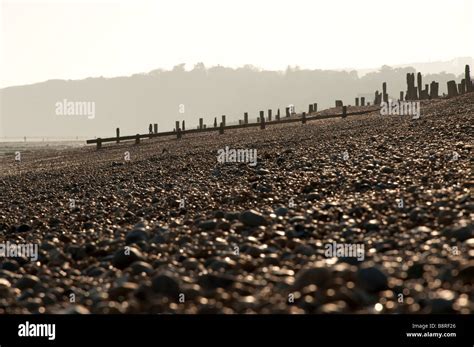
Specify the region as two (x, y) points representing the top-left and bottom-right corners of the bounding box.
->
(374, 91), (381, 105)
(302, 112), (306, 124)
(361, 97), (365, 106)
(221, 115), (226, 127)
(406, 73), (417, 100)
(177, 128), (182, 139)
(335, 100), (343, 107)
(285, 107), (290, 117)
(199, 118), (203, 130)
(465, 65), (472, 92)
(244, 112), (248, 124)
(313, 103), (317, 112)
(417, 73), (423, 99)
(260, 111), (265, 129)
(382, 82), (388, 103)
(342, 106), (347, 118)
(400, 91), (404, 101)
(355, 98), (359, 106)
(175, 121), (180, 132)
(430, 81), (439, 99)
(461, 80), (467, 94)
(219, 122), (224, 134)
(97, 138), (102, 150)
(135, 134), (140, 145)
(309, 104), (313, 113)
(268, 109), (272, 121)
(153, 124), (158, 134)
(447, 80), (458, 97)
(214, 117), (217, 128)
(116, 128), (120, 143)
(182, 120), (185, 131)
(276, 109), (280, 121)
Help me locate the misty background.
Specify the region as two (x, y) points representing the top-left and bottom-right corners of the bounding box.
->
(1, 57), (473, 138)
(1, 0), (473, 138)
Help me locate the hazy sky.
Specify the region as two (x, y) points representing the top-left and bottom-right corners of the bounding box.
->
(1, 0), (473, 87)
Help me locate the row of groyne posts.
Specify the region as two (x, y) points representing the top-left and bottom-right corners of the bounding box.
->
(88, 64), (473, 149)
(373, 64), (473, 104)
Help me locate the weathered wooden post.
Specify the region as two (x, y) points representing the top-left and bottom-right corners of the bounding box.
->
(302, 112), (306, 124)
(116, 128), (120, 143)
(430, 81), (439, 99)
(361, 97), (365, 106)
(149, 124), (153, 134)
(244, 112), (248, 124)
(182, 120), (185, 132)
(97, 138), (102, 150)
(214, 117), (217, 128)
(417, 72), (423, 99)
(335, 100), (343, 107)
(175, 121), (180, 132)
(135, 134), (140, 144)
(268, 109), (272, 121)
(400, 91), (404, 101)
(153, 124), (158, 134)
(309, 104), (313, 113)
(260, 111), (265, 129)
(285, 107), (290, 117)
(355, 98), (359, 106)
(374, 91), (380, 105)
(465, 65), (472, 92)
(177, 128), (182, 139)
(313, 103), (318, 112)
(219, 122), (224, 134)
(406, 73), (417, 100)
(221, 115), (226, 127)
(199, 118), (203, 130)
(382, 82), (388, 103)
(461, 80), (467, 94)
(447, 80), (458, 97)
(342, 106), (347, 118)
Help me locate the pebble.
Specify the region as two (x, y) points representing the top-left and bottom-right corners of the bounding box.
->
(111, 247), (144, 269)
(129, 261), (154, 275)
(239, 210), (267, 227)
(197, 274), (235, 290)
(293, 266), (331, 289)
(125, 228), (148, 244)
(198, 219), (217, 230)
(151, 273), (181, 296)
(15, 275), (40, 290)
(357, 266), (388, 292)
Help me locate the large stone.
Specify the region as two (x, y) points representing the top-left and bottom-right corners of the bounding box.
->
(239, 210), (267, 227)
(111, 247), (144, 269)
